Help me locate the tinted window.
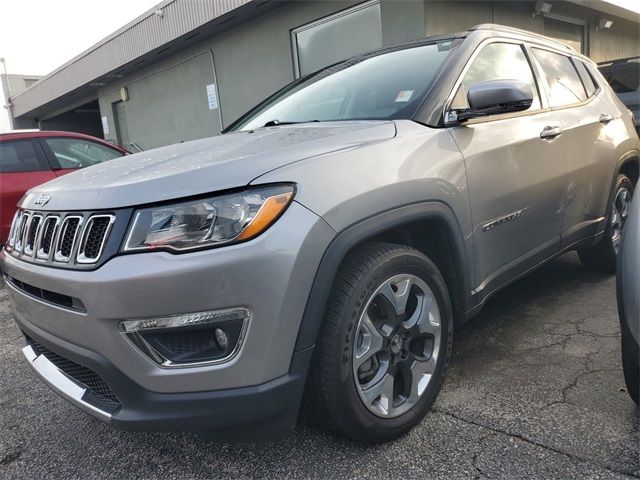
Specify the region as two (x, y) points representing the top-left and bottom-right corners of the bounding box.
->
(0, 140), (47, 173)
(232, 40), (458, 131)
(44, 138), (123, 169)
(452, 42), (541, 111)
(574, 60), (597, 97)
(600, 67), (640, 94)
(532, 48), (587, 107)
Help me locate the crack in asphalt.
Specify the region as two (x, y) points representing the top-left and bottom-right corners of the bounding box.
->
(543, 367), (620, 409)
(470, 432), (495, 480)
(0, 450), (21, 467)
(432, 409), (640, 479)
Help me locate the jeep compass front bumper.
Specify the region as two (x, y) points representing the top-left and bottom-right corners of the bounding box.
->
(1, 202), (334, 434)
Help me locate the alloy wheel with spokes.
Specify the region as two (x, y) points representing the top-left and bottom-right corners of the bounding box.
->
(308, 243), (452, 443)
(612, 187), (631, 251)
(353, 274), (442, 418)
(578, 174), (634, 273)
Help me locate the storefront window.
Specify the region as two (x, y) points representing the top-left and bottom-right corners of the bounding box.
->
(292, 1), (382, 77)
(543, 17), (585, 54)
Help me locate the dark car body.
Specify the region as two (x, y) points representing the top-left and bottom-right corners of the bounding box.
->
(617, 191), (639, 404)
(599, 57), (640, 133)
(0, 130), (128, 245)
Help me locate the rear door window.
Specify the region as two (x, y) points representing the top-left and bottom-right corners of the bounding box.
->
(43, 138), (124, 169)
(0, 140), (49, 173)
(531, 48), (587, 107)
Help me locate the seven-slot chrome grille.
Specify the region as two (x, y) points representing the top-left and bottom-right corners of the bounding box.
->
(6, 209), (116, 266)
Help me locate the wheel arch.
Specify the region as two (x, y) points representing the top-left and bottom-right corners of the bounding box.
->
(606, 150), (640, 218)
(293, 201), (472, 353)
(618, 152), (639, 187)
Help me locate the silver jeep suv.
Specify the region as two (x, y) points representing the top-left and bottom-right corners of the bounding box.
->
(2, 25), (639, 443)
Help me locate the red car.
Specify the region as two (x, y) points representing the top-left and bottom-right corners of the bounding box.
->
(0, 130), (129, 245)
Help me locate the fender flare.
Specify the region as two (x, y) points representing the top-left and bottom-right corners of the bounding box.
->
(616, 150), (640, 178)
(293, 201), (472, 353)
(607, 150), (640, 214)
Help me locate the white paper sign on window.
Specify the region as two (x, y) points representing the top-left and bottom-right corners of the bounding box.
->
(101, 116), (109, 135)
(206, 84), (218, 110)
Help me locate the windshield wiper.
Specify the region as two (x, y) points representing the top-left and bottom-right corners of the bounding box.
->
(263, 119), (320, 127)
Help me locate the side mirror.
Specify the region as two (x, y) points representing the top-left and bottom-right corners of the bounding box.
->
(455, 79), (534, 122)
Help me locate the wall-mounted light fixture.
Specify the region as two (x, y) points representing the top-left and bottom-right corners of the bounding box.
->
(154, 9), (164, 18)
(532, 1), (552, 18)
(120, 86), (129, 102)
(596, 18), (614, 31)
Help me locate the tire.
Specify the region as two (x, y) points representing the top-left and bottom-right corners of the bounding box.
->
(307, 242), (453, 443)
(621, 318), (639, 405)
(579, 174), (634, 273)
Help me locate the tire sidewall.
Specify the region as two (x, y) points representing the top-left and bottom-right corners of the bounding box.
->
(609, 175), (635, 250)
(334, 250), (453, 439)
(620, 316), (640, 404)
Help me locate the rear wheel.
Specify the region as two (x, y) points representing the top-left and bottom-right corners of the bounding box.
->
(579, 174), (634, 273)
(308, 243), (453, 443)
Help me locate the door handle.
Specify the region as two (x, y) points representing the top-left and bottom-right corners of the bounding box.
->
(599, 113), (614, 124)
(540, 126), (563, 139)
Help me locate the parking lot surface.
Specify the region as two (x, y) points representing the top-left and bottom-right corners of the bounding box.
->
(0, 252), (638, 479)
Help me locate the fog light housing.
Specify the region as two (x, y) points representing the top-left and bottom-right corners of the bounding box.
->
(120, 308), (251, 367)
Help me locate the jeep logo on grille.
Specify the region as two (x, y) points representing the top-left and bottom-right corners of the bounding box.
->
(33, 194), (51, 206)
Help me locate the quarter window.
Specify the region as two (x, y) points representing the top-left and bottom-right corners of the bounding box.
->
(43, 138), (123, 169)
(531, 48), (587, 107)
(451, 42), (541, 111)
(573, 60), (598, 97)
(0, 140), (47, 173)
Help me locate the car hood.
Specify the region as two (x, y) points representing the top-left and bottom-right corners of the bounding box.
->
(21, 121), (396, 211)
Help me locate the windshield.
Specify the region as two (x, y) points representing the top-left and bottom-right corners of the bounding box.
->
(230, 39), (459, 131)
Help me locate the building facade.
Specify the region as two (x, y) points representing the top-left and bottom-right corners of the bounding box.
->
(8, 0), (640, 151)
(1, 73), (43, 130)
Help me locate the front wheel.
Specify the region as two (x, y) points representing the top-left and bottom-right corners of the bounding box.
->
(307, 243), (453, 443)
(579, 174), (634, 273)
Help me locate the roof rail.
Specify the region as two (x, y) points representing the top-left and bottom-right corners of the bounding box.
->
(469, 23), (575, 52)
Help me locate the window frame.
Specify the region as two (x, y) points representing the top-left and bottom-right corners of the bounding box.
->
(572, 58), (600, 99)
(290, 0), (381, 79)
(528, 45), (600, 111)
(443, 38), (548, 125)
(38, 136), (124, 170)
(0, 139), (53, 174)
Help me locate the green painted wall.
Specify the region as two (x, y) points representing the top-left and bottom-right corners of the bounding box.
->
(94, 0), (638, 151)
(423, 1), (640, 62)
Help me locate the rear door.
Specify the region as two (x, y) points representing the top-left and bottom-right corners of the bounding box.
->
(38, 137), (125, 177)
(530, 48), (616, 245)
(0, 139), (56, 244)
(446, 41), (567, 293)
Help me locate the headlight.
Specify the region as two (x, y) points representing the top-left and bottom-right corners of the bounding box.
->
(123, 184), (294, 252)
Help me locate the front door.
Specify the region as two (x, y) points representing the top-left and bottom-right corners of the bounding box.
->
(446, 41), (567, 293)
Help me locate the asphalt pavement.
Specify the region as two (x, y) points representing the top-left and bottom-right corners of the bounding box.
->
(0, 252), (638, 479)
